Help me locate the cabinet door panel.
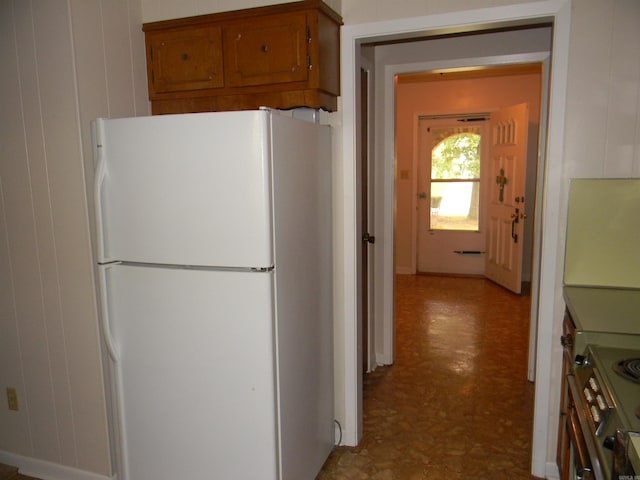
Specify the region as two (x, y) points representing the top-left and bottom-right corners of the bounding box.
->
(223, 13), (308, 87)
(147, 26), (223, 94)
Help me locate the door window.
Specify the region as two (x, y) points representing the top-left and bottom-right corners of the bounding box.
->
(429, 128), (481, 231)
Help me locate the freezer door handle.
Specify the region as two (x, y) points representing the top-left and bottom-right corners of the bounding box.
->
(92, 119), (111, 263)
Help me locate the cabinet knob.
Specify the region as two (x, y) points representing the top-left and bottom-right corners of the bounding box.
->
(261, 44), (269, 53)
(560, 334), (573, 348)
(181, 53), (189, 61)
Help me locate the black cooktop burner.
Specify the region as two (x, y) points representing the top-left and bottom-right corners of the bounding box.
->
(613, 358), (640, 384)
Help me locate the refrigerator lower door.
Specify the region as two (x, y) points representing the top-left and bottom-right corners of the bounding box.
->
(98, 263), (278, 480)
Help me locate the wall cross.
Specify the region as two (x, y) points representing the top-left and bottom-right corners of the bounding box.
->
(496, 168), (508, 202)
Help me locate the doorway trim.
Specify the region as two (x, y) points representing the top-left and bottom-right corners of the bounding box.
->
(339, 1), (571, 478)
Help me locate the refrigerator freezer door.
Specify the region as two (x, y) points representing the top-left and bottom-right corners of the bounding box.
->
(98, 264), (279, 480)
(94, 111), (273, 268)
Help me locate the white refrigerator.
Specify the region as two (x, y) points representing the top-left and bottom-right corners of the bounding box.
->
(92, 109), (334, 480)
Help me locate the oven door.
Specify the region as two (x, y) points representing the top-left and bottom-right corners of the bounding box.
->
(566, 375), (606, 480)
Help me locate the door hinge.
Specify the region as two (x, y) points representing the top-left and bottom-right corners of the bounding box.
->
(306, 25), (311, 44)
(307, 54), (313, 71)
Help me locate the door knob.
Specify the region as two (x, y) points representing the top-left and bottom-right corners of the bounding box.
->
(362, 233), (376, 244)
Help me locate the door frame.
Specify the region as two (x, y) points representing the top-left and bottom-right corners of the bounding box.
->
(359, 61), (374, 374)
(338, 2), (571, 478)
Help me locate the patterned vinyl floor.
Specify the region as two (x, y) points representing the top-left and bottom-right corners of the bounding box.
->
(317, 274), (537, 480)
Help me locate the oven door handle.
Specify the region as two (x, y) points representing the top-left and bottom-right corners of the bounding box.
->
(567, 405), (594, 480)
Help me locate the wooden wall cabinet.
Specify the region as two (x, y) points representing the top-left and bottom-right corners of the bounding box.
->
(146, 26), (224, 94)
(143, 0), (342, 114)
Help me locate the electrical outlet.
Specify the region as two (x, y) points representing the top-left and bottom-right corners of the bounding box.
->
(6, 387), (19, 411)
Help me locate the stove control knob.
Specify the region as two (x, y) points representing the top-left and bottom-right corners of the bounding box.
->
(603, 435), (615, 450)
(590, 405), (602, 423)
(574, 354), (590, 367)
(583, 388), (594, 402)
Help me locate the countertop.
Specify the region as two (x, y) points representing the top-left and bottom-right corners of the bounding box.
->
(563, 286), (640, 334)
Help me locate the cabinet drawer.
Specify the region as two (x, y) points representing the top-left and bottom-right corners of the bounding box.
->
(223, 12), (308, 88)
(146, 26), (224, 94)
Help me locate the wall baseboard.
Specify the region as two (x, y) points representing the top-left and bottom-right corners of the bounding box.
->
(545, 461), (559, 479)
(0, 451), (115, 480)
(395, 267), (413, 275)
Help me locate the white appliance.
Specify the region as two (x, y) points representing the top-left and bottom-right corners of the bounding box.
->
(92, 109), (334, 480)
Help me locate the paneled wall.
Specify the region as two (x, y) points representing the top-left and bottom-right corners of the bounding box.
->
(141, 0), (341, 22)
(0, 1), (148, 477)
(563, 0), (640, 178)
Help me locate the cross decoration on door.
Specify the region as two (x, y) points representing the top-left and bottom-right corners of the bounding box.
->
(496, 168), (508, 202)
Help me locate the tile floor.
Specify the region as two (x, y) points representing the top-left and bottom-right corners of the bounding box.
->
(317, 274), (537, 480)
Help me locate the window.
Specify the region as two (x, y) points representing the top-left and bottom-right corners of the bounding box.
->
(429, 128), (481, 231)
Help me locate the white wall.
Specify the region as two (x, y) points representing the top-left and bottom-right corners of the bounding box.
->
(563, 0), (640, 179)
(341, 0), (538, 24)
(141, 0), (341, 22)
(0, 1), (148, 478)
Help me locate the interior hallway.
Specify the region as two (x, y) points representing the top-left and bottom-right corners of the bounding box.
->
(317, 274), (536, 479)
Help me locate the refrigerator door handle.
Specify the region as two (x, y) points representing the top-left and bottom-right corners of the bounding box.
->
(97, 265), (120, 363)
(97, 265), (130, 480)
(93, 119), (110, 263)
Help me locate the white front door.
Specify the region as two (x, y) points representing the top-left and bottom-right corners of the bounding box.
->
(416, 118), (486, 275)
(484, 103), (529, 294)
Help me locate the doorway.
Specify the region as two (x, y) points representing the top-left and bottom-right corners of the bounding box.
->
(403, 67), (543, 291)
(340, 4), (572, 478)
(375, 28), (550, 368)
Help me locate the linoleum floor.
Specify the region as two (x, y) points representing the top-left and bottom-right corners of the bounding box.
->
(317, 274), (536, 480)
